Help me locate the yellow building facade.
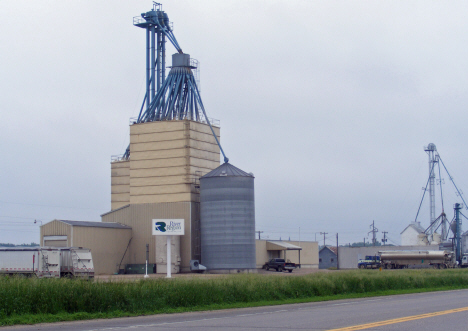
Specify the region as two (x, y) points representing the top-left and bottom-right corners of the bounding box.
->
(105, 119), (220, 273)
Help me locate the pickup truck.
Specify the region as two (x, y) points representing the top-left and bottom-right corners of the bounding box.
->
(264, 258), (296, 272)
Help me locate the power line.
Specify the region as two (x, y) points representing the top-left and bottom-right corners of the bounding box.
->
(0, 229), (38, 233)
(0, 215), (36, 219)
(386, 235), (399, 245)
(0, 200), (103, 211)
(320, 232), (328, 246)
(438, 156), (468, 211)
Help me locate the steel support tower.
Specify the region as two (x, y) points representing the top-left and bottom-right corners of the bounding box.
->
(122, 3), (228, 163)
(454, 203), (462, 263)
(425, 143), (438, 235)
(133, 2), (182, 114)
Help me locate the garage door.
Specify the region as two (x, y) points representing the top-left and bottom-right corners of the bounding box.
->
(43, 235), (68, 247)
(44, 240), (67, 247)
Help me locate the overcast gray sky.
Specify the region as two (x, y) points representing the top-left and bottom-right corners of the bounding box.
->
(1, 1), (468, 246)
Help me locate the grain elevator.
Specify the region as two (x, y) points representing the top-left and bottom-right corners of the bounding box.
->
(38, 4), (318, 275)
(38, 3), (258, 274)
(102, 4), (225, 273)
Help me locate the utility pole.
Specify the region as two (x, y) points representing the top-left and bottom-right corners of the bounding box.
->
(363, 238), (366, 247)
(336, 233), (339, 270)
(34, 220), (43, 245)
(382, 231), (388, 246)
(255, 231), (263, 240)
(368, 220), (379, 246)
(320, 232), (328, 247)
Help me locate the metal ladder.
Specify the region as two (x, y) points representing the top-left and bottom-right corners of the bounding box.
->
(42, 254), (51, 277)
(71, 251), (80, 276)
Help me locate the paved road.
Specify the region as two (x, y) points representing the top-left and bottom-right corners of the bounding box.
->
(4, 289), (468, 330)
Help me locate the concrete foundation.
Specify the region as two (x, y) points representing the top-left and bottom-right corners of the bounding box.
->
(206, 269), (258, 274)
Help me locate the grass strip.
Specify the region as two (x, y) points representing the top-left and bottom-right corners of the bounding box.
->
(1, 269), (468, 326)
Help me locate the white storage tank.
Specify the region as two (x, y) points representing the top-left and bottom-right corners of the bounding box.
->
(200, 163), (255, 271)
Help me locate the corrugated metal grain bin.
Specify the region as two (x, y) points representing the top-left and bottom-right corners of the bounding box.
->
(200, 162), (256, 270)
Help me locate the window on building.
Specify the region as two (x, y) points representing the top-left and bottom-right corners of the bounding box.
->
(331, 258), (334, 262)
(319, 258), (322, 262)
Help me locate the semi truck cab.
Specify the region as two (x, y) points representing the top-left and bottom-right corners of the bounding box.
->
(462, 255), (468, 267)
(358, 255), (381, 269)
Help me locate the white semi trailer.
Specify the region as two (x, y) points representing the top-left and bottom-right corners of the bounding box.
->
(59, 247), (94, 278)
(0, 247), (94, 278)
(379, 250), (456, 269)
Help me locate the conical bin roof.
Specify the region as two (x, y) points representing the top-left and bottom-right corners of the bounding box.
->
(201, 162), (254, 178)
